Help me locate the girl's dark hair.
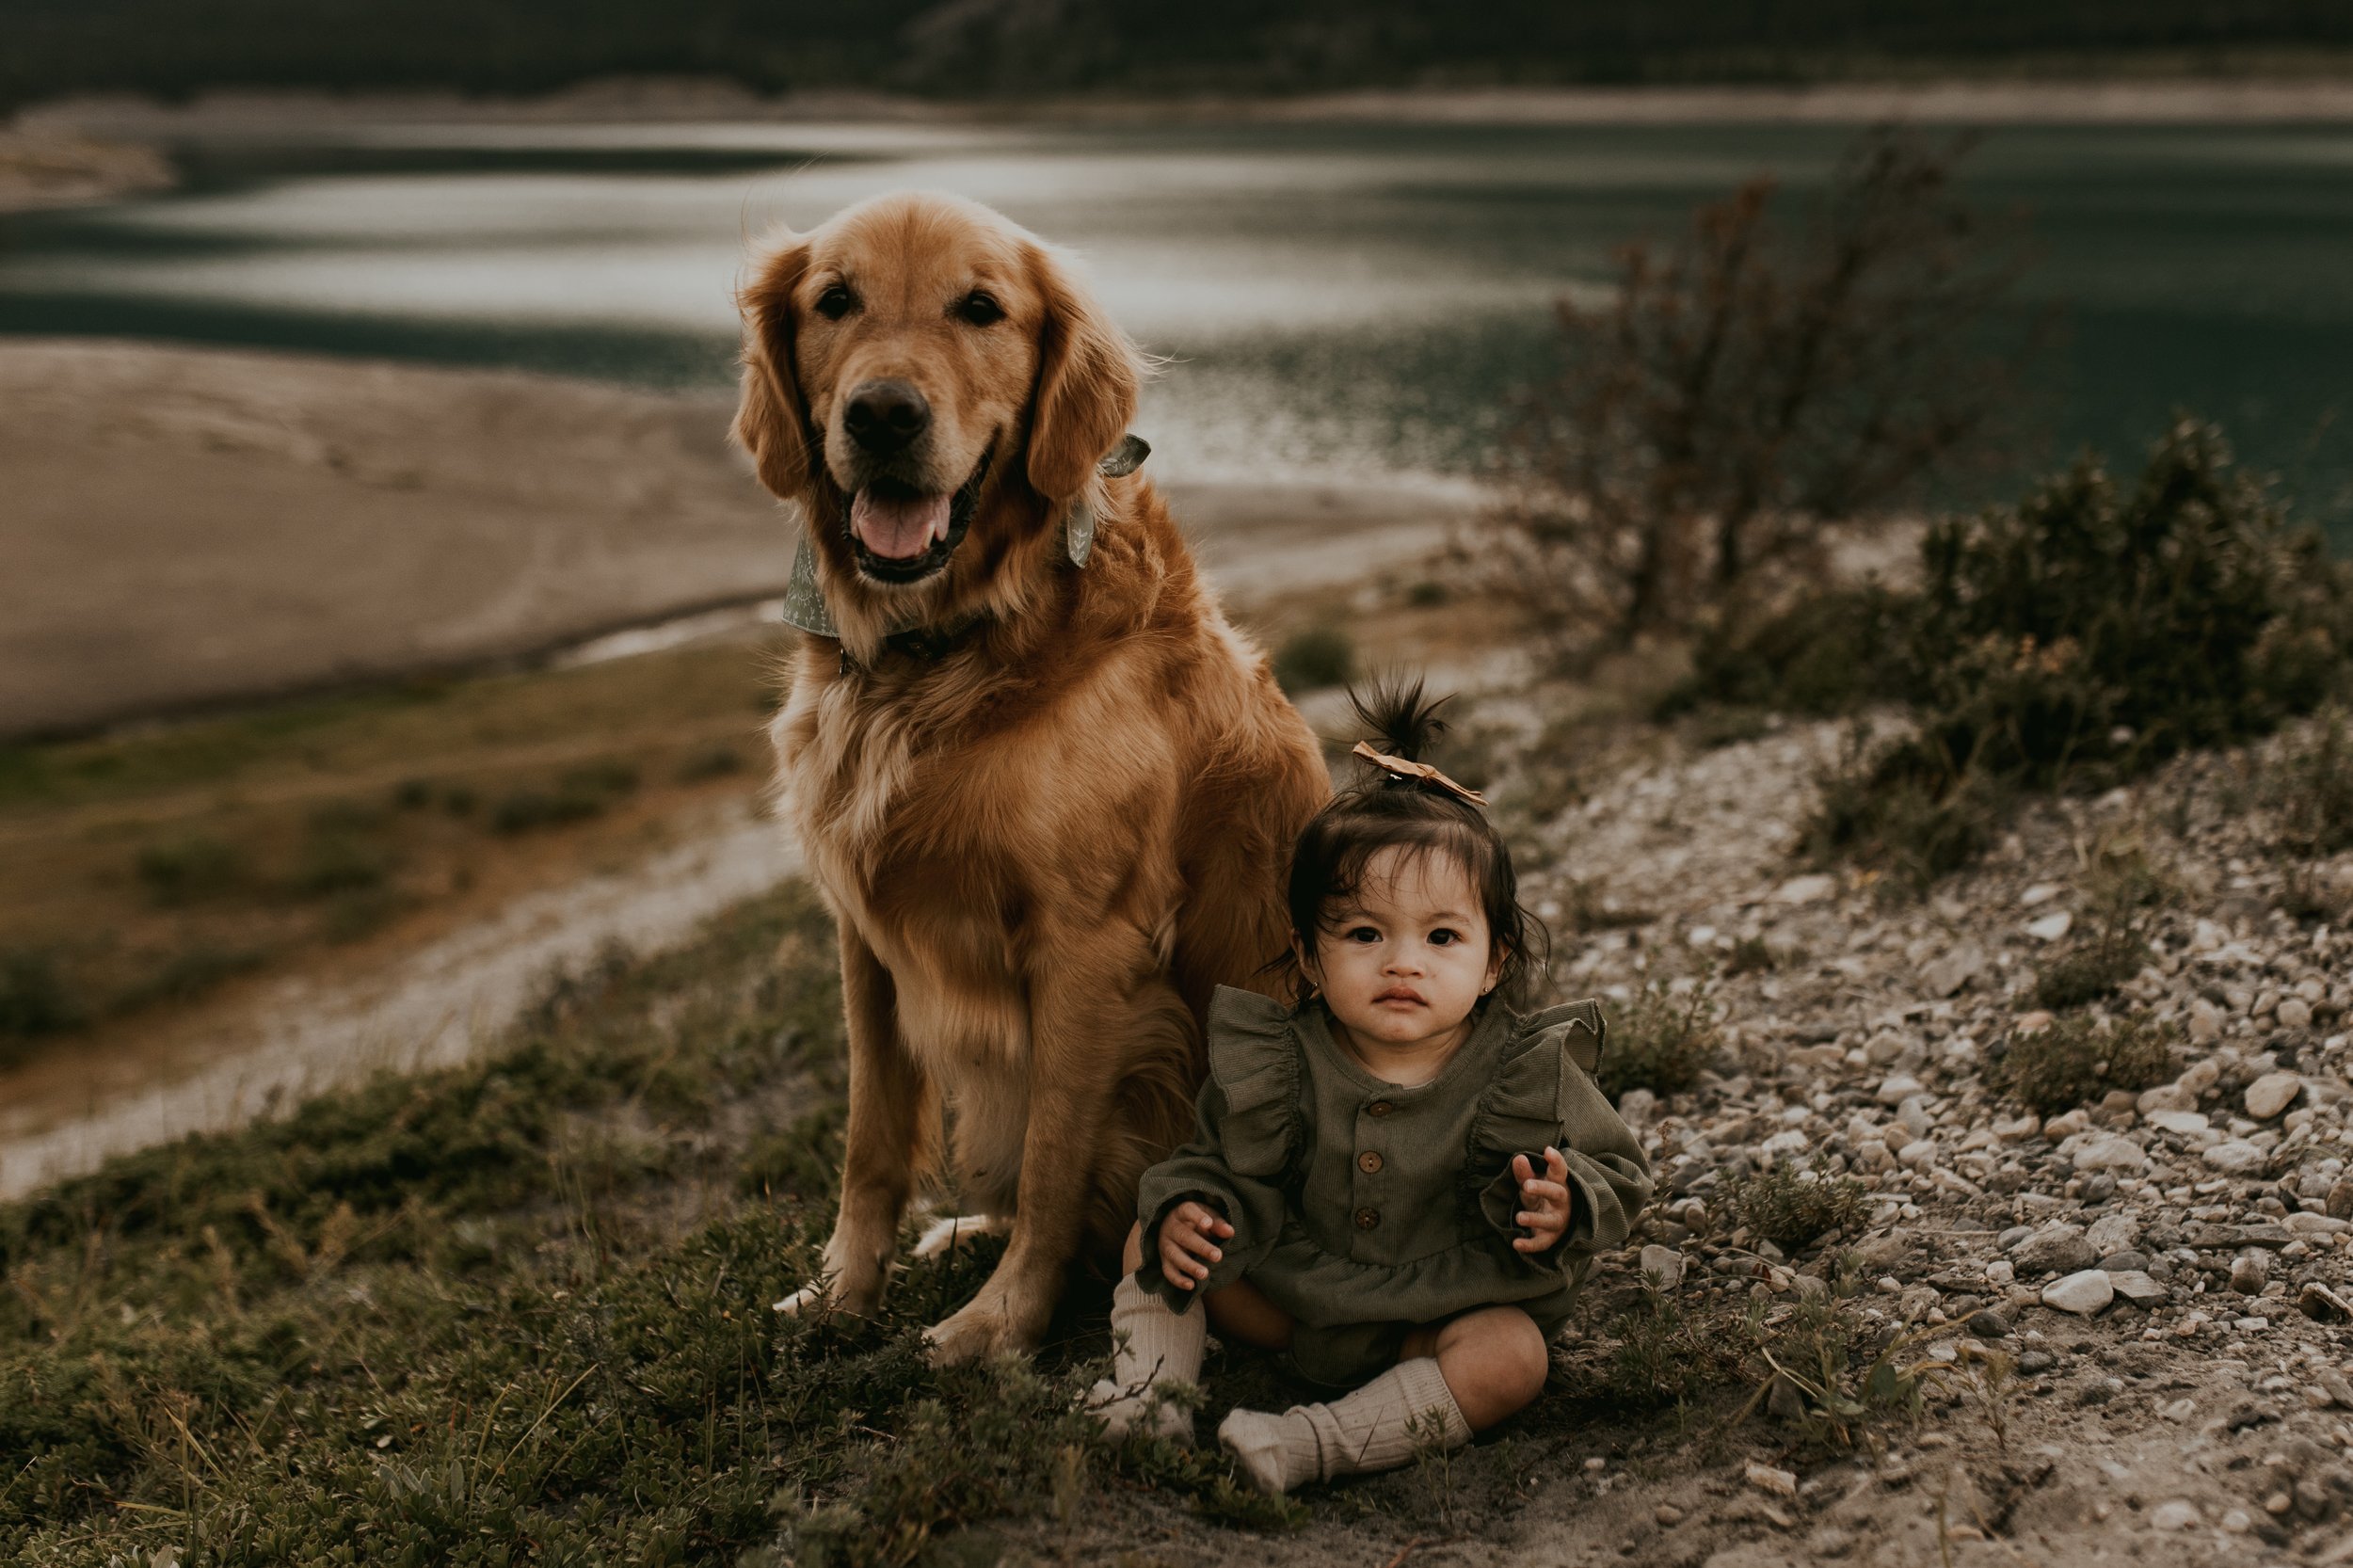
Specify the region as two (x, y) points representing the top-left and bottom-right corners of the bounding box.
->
(1282, 676), (1548, 1009)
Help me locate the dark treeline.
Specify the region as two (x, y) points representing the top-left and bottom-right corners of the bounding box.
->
(7, 0), (2353, 112)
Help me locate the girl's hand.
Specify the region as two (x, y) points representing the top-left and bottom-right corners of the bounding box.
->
(1159, 1201), (1235, 1290)
(1512, 1147), (1574, 1253)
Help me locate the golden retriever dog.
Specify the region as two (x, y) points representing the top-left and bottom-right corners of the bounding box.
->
(735, 191), (1328, 1363)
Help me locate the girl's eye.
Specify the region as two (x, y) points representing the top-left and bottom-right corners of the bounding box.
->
(1430, 929), (1460, 946)
(814, 284), (856, 321)
(955, 291), (1004, 327)
(1346, 926), (1381, 944)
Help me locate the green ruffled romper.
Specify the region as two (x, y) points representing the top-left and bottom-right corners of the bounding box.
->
(1135, 985), (1655, 1388)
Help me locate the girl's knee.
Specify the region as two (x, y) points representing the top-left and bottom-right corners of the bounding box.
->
(1119, 1221), (1145, 1275)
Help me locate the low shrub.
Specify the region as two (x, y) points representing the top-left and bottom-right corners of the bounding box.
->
(489, 760), (641, 835)
(1724, 1161), (1868, 1252)
(1666, 585), (1914, 719)
(1597, 981), (1719, 1100)
(1272, 625), (1355, 694)
(1994, 1013), (2176, 1117)
(1802, 422), (2353, 887)
(2270, 706), (2353, 858)
(2032, 927), (2153, 1012)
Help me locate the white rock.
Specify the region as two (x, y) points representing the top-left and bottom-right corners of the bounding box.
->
(2073, 1135), (2149, 1174)
(1618, 1088), (1659, 1128)
(2085, 1213), (2141, 1254)
(2107, 1271), (2170, 1306)
(1876, 1074), (1926, 1106)
(2178, 1058), (2221, 1097)
(2020, 883), (2061, 906)
(2027, 910), (2074, 942)
(2204, 1139), (2269, 1175)
(2285, 1212), (2351, 1236)
(2246, 1071), (2303, 1120)
(1772, 873), (1836, 905)
(1993, 1113), (2041, 1142)
(2279, 998), (2314, 1032)
(2150, 1500), (2200, 1531)
(2189, 1000), (2223, 1044)
(1639, 1244), (1685, 1290)
(1745, 1461), (1798, 1497)
(2137, 1081), (2196, 1114)
(2145, 1109), (2211, 1136)
(1922, 943), (1984, 998)
(2041, 1270), (2115, 1316)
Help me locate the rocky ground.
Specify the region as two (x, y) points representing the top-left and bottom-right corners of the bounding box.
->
(1373, 701), (2353, 1566)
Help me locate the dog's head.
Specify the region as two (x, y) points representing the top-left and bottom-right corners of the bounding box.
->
(735, 192), (1143, 648)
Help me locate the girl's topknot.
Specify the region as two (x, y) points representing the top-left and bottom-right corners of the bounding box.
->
(1349, 674), (1449, 770)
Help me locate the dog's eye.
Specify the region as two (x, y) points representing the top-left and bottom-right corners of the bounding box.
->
(814, 284), (856, 321)
(955, 291), (1005, 328)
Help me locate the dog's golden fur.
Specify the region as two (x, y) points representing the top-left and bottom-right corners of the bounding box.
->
(736, 191), (1328, 1362)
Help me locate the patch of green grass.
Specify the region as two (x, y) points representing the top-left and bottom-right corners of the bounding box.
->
(1993, 1012), (2176, 1117)
(1597, 981), (1719, 1101)
(112, 943), (266, 1013)
(1724, 1161), (1869, 1253)
(0, 949), (82, 1056)
(0, 884), (1315, 1565)
(1272, 625), (1355, 694)
(678, 744), (748, 783)
(489, 761), (642, 836)
(133, 834), (248, 906)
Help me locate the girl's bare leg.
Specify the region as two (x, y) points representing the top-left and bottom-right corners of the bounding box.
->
(1399, 1304), (1549, 1430)
(1118, 1222), (1295, 1349)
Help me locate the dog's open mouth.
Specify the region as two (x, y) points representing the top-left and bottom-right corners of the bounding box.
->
(846, 453), (990, 584)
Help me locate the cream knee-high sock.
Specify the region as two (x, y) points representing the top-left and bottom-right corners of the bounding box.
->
(1088, 1275), (1207, 1446)
(1217, 1356), (1470, 1495)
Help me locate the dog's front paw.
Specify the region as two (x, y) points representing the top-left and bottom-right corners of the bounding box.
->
(772, 1271), (883, 1320)
(922, 1284), (1047, 1366)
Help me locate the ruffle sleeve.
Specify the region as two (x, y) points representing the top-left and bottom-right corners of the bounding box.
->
(1131, 986), (1305, 1312)
(1467, 999), (1653, 1262)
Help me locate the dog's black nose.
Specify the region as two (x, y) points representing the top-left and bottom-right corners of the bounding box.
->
(843, 380), (931, 454)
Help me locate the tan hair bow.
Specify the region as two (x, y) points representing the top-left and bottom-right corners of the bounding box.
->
(1351, 742), (1488, 807)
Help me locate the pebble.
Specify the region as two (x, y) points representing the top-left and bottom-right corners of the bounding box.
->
(1772, 873), (1836, 905)
(2107, 1270), (2170, 1306)
(2011, 1223), (2097, 1276)
(2189, 1000), (2224, 1044)
(2085, 1213), (2141, 1254)
(1745, 1461), (1798, 1498)
(2278, 998), (2314, 1032)
(2231, 1252), (2271, 1293)
(1640, 1244), (1685, 1290)
(2026, 910), (2074, 942)
(1922, 943), (1983, 998)
(1876, 1074), (1926, 1106)
(1655, 1504), (1684, 1528)
(2073, 1135), (2148, 1173)
(2149, 1500), (2201, 1531)
(2041, 1270), (2115, 1316)
(2143, 1108), (2210, 1135)
(2204, 1140), (2268, 1175)
(2245, 1071), (2302, 1120)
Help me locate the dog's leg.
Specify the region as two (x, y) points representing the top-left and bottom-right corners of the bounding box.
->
(777, 924), (932, 1319)
(924, 941), (1178, 1365)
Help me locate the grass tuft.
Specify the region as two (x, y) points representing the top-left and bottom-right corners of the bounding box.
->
(1724, 1161), (1869, 1252)
(1597, 981), (1720, 1101)
(1271, 625), (1355, 694)
(1994, 1012), (2176, 1117)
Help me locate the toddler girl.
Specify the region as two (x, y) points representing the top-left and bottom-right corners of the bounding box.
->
(1089, 682), (1653, 1494)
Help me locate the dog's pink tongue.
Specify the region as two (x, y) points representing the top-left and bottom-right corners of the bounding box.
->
(851, 488), (950, 559)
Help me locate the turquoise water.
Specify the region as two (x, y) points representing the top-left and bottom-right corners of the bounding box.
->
(3, 119), (2348, 537)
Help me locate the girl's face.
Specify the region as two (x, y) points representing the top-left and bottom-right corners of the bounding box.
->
(1299, 844), (1502, 1060)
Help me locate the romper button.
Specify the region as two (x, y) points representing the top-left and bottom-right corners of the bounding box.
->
(1357, 1150), (1383, 1174)
(1367, 1101), (1394, 1118)
(1354, 1207), (1380, 1230)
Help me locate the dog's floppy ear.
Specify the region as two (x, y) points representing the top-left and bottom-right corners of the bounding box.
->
(734, 235), (816, 501)
(1025, 243), (1142, 503)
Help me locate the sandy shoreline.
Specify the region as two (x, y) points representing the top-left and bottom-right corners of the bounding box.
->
(0, 337), (1471, 741)
(21, 75), (2353, 140)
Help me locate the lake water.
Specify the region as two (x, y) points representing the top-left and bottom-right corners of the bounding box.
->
(4, 118), (2350, 539)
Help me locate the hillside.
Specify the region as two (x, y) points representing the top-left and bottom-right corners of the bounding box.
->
(8, 0), (2353, 112)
